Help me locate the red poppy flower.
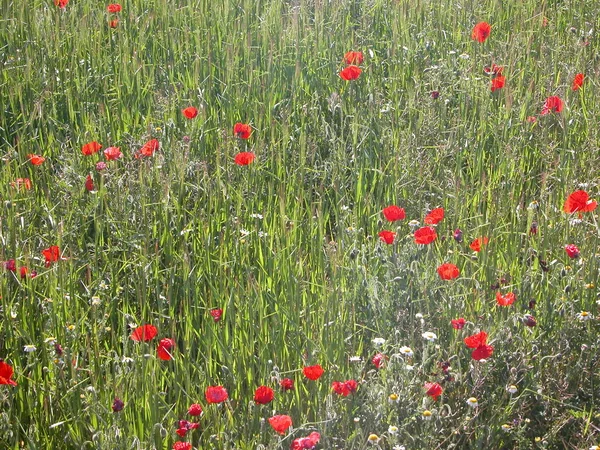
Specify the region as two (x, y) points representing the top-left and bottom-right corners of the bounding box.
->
(491, 76), (505, 92)
(572, 73), (585, 91)
(130, 324), (158, 342)
(291, 432), (321, 450)
(382, 205), (406, 222)
(157, 338), (175, 360)
(303, 364), (324, 380)
(496, 291), (515, 306)
(234, 152), (255, 166)
(107, 3), (121, 13)
(136, 139), (160, 158)
(268, 414), (292, 435)
(85, 175), (95, 192)
(563, 190), (597, 213)
(339, 65), (362, 81)
(469, 236), (489, 252)
(210, 308), (223, 322)
(172, 443), (192, 450)
(81, 141), (102, 156)
(104, 147), (122, 161)
(0, 361), (17, 386)
(451, 318), (466, 329)
(372, 353), (388, 369)
(205, 385), (228, 404)
(437, 263), (459, 280)
(27, 154), (45, 166)
(280, 377), (294, 391)
(564, 244), (580, 259)
(233, 123), (252, 139)
(424, 382), (443, 401)
(182, 106), (198, 119)
(332, 379), (358, 396)
(54, 0), (68, 8)
(109, 19), (119, 28)
(472, 22), (491, 43)
(42, 245), (61, 267)
(540, 96), (563, 115)
(471, 344), (494, 360)
(112, 397), (124, 412)
(254, 385), (275, 404)
(344, 51), (364, 65)
(465, 331), (488, 348)
(414, 226), (437, 244)
(378, 230), (396, 244)
(19, 266), (29, 279)
(5, 259), (16, 272)
(188, 403), (203, 416)
(424, 208), (444, 225)
(11, 178), (32, 190)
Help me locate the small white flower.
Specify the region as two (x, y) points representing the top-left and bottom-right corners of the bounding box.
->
(388, 425), (398, 435)
(24, 345), (37, 353)
(372, 337), (386, 347)
(399, 346), (414, 357)
(501, 424), (512, 432)
(589, 445), (599, 450)
(408, 219), (420, 229)
(257, 231), (268, 238)
(466, 397), (478, 408)
(507, 385), (518, 394)
(422, 410), (433, 420)
(388, 393), (400, 403)
(422, 331), (437, 342)
(90, 296), (101, 306)
(405, 364), (414, 371)
(341, 205), (351, 211)
(577, 311), (593, 321)
(240, 229), (251, 237)
(353, 417), (361, 423)
(122, 357), (134, 364)
(349, 356), (362, 363)
(44, 337), (56, 344)
(250, 213), (264, 219)
(527, 201), (539, 210)
(393, 446), (406, 450)
(367, 434), (380, 444)
(415, 313), (423, 319)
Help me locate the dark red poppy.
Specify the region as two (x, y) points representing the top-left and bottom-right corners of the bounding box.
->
(437, 263), (459, 280)
(540, 96), (563, 115)
(11, 178), (32, 190)
(107, 3), (121, 12)
(414, 226), (437, 244)
(424, 208), (444, 225)
(0, 361), (17, 386)
(496, 291), (515, 306)
(111, 397), (124, 412)
(234, 152), (255, 165)
(188, 403), (203, 416)
(54, 0), (68, 8)
(472, 22), (491, 43)
(372, 353), (388, 369)
(136, 139), (160, 158)
(382, 205), (405, 222)
(268, 414), (292, 435)
(453, 228), (463, 242)
(233, 123), (252, 139)
(339, 65), (362, 81)
(344, 51), (364, 65)
(291, 432), (321, 450)
(491, 76), (505, 92)
(469, 236), (489, 252)
(19, 266), (30, 279)
(182, 106), (198, 119)
(109, 19), (119, 28)
(431, 90), (440, 99)
(42, 245), (61, 267)
(205, 385), (228, 404)
(564, 244), (580, 259)
(5, 259), (16, 272)
(332, 379), (358, 396)
(424, 382), (443, 401)
(451, 318), (466, 329)
(378, 230), (396, 244)
(104, 147), (122, 161)
(172, 442), (192, 450)
(130, 324), (158, 342)
(210, 308), (223, 322)
(280, 378), (294, 391)
(253, 385), (275, 404)
(572, 73), (585, 91)
(81, 141), (102, 156)
(523, 314), (537, 327)
(27, 154), (45, 166)
(157, 338), (175, 360)
(85, 174), (94, 191)
(303, 364), (324, 380)
(563, 190), (597, 213)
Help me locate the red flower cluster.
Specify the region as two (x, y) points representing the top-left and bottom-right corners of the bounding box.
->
(291, 432), (321, 449)
(234, 151), (255, 166)
(451, 318), (466, 329)
(414, 226), (437, 244)
(424, 208), (444, 225)
(135, 139), (160, 159)
(0, 361), (17, 386)
(437, 263), (459, 280)
(130, 324), (158, 342)
(340, 50), (363, 80)
(157, 338), (175, 361)
(469, 236), (489, 252)
(205, 385), (228, 404)
(82, 141), (102, 156)
(496, 292), (515, 307)
(382, 205), (405, 222)
(42, 245), (61, 267)
(303, 364), (324, 380)
(572, 73), (585, 91)
(233, 123), (252, 139)
(372, 353), (388, 369)
(254, 385), (275, 404)
(540, 96), (563, 115)
(464, 331), (494, 360)
(472, 22), (491, 43)
(268, 414), (292, 434)
(378, 230), (396, 244)
(332, 379), (358, 396)
(424, 382), (443, 401)
(563, 190), (597, 214)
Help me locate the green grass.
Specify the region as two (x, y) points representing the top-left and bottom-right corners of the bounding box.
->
(1, 0), (600, 448)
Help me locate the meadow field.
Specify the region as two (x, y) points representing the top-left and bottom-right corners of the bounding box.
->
(1, 0), (600, 448)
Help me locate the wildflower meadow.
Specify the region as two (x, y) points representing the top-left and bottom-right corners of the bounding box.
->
(1, 0), (600, 448)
